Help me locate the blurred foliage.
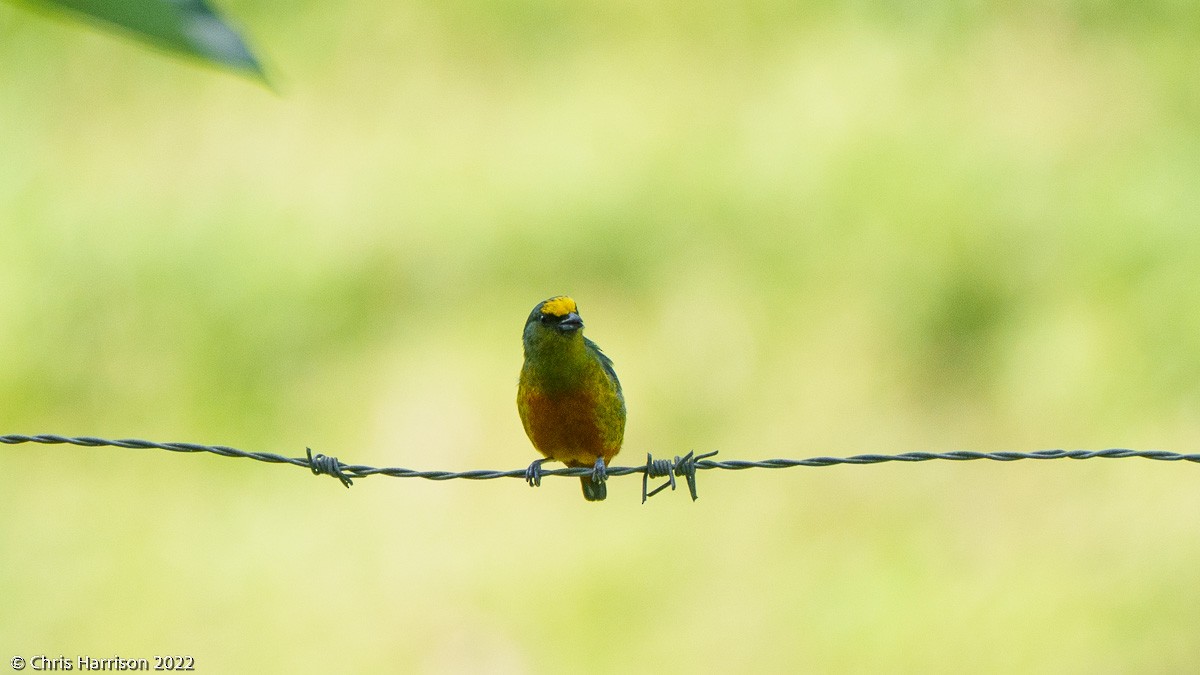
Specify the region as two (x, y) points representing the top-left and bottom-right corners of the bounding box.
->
(2, 0), (1200, 672)
(8, 0), (263, 78)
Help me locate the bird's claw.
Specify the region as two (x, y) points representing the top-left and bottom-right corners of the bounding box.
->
(590, 456), (608, 488)
(525, 458), (547, 488)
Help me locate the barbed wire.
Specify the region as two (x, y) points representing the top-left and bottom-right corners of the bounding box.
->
(3, 433), (1197, 502)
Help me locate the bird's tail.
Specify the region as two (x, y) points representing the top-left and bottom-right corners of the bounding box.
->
(580, 476), (606, 501)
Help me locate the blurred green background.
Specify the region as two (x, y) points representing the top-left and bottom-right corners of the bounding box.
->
(2, 0), (1200, 671)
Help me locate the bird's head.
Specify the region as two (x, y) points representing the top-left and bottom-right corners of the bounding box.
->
(523, 295), (584, 352)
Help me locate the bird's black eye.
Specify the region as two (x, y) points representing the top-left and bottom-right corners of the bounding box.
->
(539, 313), (557, 325)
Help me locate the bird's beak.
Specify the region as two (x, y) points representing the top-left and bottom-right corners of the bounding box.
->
(558, 312), (583, 332)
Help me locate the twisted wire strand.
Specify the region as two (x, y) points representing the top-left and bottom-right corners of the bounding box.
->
(3, 434), (1197, 502)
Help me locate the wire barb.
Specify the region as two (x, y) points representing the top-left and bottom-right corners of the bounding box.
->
(642, 450), (720, 502)
(306, 447), (352, 488)
(642, 453), (676, 503)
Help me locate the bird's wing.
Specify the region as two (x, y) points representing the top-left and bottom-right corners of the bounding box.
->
(584, 337), (622, 392)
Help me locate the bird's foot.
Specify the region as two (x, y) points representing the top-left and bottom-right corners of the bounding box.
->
(590, 456), (608, 487)
(525, 458), (547, 488)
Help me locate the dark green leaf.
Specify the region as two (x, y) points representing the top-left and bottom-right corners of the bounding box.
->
(14, 0), (266, 80)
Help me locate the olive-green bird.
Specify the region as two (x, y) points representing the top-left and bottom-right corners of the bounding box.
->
(518, 295), (626, 501)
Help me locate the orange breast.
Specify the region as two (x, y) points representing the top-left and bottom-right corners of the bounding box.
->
(519, 389), (617, 467)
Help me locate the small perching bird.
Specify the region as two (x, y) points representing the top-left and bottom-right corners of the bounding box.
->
(517, 296), (626, 501)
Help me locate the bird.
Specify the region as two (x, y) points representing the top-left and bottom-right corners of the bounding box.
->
(517, 295), (626, 501)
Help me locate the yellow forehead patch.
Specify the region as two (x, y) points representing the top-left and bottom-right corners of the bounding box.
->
(540, 296), (577, 317)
